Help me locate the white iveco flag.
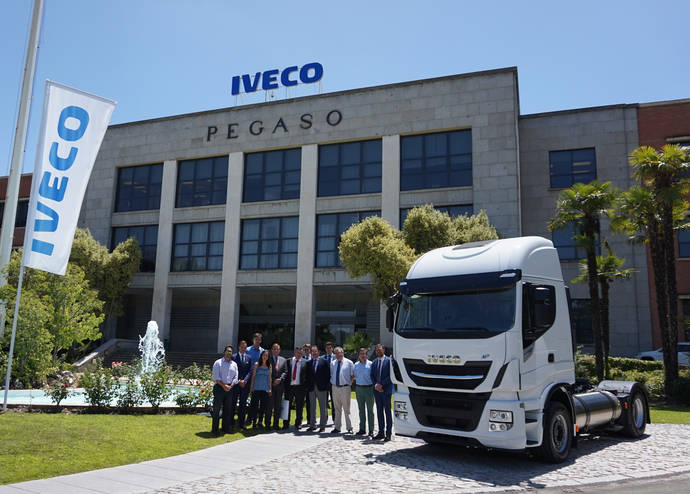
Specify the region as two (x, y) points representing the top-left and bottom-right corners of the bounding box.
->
(23, 81), (115, 275)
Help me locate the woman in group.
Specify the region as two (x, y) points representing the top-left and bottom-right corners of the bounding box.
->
(248, 349), (273, 428)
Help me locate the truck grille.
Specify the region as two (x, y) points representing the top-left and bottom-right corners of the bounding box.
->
(402, 359), (491, 390)
(409, 388), (490, 432)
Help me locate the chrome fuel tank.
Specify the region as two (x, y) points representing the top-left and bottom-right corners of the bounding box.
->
(572, 390), (622, 431)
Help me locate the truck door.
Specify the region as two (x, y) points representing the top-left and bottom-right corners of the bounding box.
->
(520, 283), (557, 396)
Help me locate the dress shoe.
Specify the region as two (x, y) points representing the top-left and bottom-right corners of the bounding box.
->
(373, 433), (385, 440)
(384, 436), (392, 442)
(356, 430), (366, 435)
(307, 426), (316, 431)
(318, 427), (326, 432)
(346, 429), (353, 434)
(330, 428), (340, 434)
(282, 423), (290, 430)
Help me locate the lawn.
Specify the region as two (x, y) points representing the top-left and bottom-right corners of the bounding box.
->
(0, 413), (254, 485)
(649, 404), (690, 424)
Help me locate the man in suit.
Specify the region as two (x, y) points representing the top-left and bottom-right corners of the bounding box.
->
(371, 344), (394, 441)
(268, 342), (287, 430)
(231, 340), (253, 430)
(324, 341), (335, 422)
(306, 345), (330, 432)
(285, 346), (308, 429)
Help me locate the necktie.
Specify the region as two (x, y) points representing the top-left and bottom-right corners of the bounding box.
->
(378, 358), (383, 381)
(336, 360), (342, 386)
(314, 360), (317, 372)
(274, 357), (279, 372)
(292, 359), (298, 381)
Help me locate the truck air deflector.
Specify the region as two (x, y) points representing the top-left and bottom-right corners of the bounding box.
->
(400, 269), (521, 295)
(411, 371), (485, 380)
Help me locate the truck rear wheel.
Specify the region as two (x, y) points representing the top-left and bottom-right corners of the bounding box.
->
(537, 401), (572, 463)
(622, 389), (647, 438)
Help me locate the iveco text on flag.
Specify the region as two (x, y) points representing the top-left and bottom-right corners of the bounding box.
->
(23, 81), (115, 275)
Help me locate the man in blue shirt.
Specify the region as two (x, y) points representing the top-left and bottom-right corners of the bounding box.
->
(353, 347), (374, 437)
(246, 332), (264, 365)
(232, 340), (253, 430)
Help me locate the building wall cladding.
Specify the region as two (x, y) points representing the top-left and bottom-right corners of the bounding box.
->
(637, 100), (690, 347)
(519, 106), (652, 356)
(79, 68), (523, 350)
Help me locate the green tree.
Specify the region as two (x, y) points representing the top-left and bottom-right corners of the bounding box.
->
(615, 145), (690, 395)
(549, 181), (617, 381)
(451, 210), (499, 244)
(340, 208), (500, 302)
(70, 228), (141, 332)
(572, 243), (635, 378)
(339, 216), (417, 300)
(402, 205), (454, 254)
(1, 249), (104, 382)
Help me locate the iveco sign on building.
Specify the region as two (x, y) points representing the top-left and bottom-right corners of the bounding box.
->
(78, 66), (653, 361)
(231, 62), (324, 95)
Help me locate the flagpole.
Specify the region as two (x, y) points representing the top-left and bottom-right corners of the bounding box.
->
(0, 0), (44, 339)
(2, 264), (25, 412)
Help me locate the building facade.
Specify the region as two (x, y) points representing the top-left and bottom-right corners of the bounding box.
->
(73, 66), (659, 356)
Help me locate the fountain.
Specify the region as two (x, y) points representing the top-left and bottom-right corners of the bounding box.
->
(138, 321), (165, 375)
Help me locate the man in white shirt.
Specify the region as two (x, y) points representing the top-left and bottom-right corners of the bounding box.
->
(286, 347), (308, 429)
(211, 345), (239, 435)
(330, 346), (354, 434)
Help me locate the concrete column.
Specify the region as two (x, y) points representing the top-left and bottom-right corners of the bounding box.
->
(218, 152), (243, 351)
(151, 159), (176, 345)
(381, 134), (401, 229)
(295, 144), (317, 346)
(379, 135), (400, 347)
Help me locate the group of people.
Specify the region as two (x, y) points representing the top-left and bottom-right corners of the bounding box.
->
(211, 333), (394, 441)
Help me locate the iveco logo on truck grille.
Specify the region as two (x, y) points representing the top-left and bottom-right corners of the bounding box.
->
(426, 355), (462, 364)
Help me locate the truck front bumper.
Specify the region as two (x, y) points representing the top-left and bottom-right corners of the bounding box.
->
(393, 387), (527, 451)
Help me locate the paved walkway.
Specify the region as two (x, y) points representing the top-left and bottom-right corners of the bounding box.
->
(2, 401), (690, 493)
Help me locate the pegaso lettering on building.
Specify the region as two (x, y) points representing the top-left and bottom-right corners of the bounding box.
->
(206, 109), (342, 142)
(231, 62), (324, 95)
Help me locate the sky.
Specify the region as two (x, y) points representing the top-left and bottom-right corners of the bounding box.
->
(1, 0), (689, 176)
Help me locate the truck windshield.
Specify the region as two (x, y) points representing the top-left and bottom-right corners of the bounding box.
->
(396, 285), (516, 338)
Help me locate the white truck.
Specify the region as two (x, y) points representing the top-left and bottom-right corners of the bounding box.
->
(386, 236), (649, 463)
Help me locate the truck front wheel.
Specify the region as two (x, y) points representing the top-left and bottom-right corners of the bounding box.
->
(537, 401), (572, 463)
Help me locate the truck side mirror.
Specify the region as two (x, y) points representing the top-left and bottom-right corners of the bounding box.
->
(386, 306), (394, 332)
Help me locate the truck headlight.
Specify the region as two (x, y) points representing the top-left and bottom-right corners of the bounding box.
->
(489, 409), (513, 431)
(489, 410), (513, 423)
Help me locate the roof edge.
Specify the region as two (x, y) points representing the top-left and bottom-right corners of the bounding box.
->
(520, 102), (638, 119)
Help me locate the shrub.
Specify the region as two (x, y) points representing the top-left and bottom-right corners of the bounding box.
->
(45, 378), (72, 408)
(673, 376), (690, 406)
(80, 360), (118, 408)
(174, 382), (212, 411)
(117, 378), (143, 410)
(343, 331), (373, 356)
(139, 366), (174, 411)
(179, 363), (212, 384)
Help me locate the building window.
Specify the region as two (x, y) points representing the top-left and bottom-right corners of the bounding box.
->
(679, 229), (690, 258)
(176, 156), (228, 208)
(244, 148), (301, 202)
(399, 204), (473, 226)
(240, 217), (298, 269)
(172, 221), (224, 271)
(112, 225), (158, 272)
(549, 148), (596, 188)
(0, 199), (29, 228)
(115, 164), (163, 212)
(315, 211), (379, 267)
(571, 299), (593, 345)
(400, 130), (472, 191)
(318, 140), (382, 197)
(552, 221), (599, 261)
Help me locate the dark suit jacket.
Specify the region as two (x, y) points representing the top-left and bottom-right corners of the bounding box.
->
(285, 357), (308, 388)
(306, 356), (331, 392)
(371, 356), (394, 395)
(271, 355), (287, 387)
(233, 352), (253, 382)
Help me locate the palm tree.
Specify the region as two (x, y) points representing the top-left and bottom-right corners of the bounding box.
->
(549, 181), (617, 381)
(572, 242), (635, 378)
(616, 145), (690, 396)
